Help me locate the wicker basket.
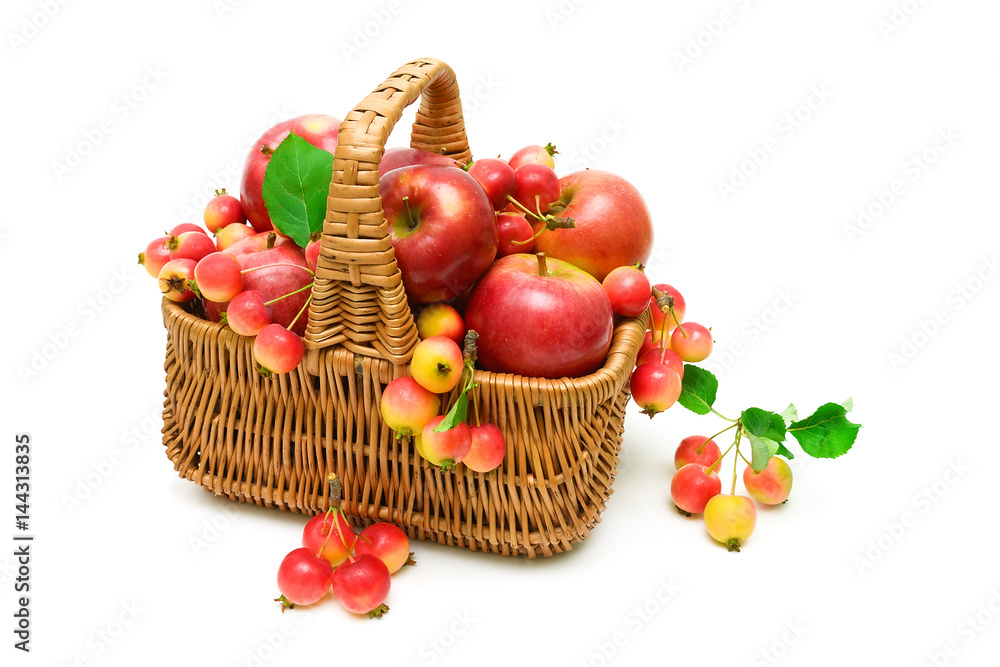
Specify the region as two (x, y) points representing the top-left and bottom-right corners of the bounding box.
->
(160, 57), (647, 557)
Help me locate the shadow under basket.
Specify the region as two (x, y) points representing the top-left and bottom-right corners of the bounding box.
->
(158, 57), (646, 558)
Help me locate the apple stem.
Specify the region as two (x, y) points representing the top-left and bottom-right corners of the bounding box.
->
(286, 293), (313, 331)
(266, 232), (277, 249)
(263, 284), (313, 307)
(260, 145), (274, 156)
(402, 196), (419, 230)
(536, 252), (548, 277)
(214, 188), (228, 197)
(241, 263), (316, 278)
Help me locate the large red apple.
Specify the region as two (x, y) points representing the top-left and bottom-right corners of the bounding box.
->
(240, 114), (341, 233)
(379, 164), (498, 303)
(378, 147), (459, 178)
(534, 170), (653, 281)
(204, 232), (313, 336)
(464, 253), (613, 379)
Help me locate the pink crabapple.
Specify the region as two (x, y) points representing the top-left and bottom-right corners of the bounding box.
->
(302, 512), (357, 567)
(139, 236), (171, 278)
(674, 435), (722, 473)
(332, 554), (392, 617)
(275, 547), (334, 611)
(225, 290), (273, 336)
(253, 324), (304, 376)
(168, 231), (216, 263)
(157, 259), (197, 302)
(671, 463), (722, 514)
(743, 456), (793, 505)
(380, 377), (441, 437)
(203, 189), (247, 233)
(193, 252), (244, 302)
(463, 423), (506, 473)
(602, 266), (651, 318)
(353, 523), (412, 574)
(419, 416), (472, 469)
(630, 362), (682, 417)
(670, 322), (713, 362)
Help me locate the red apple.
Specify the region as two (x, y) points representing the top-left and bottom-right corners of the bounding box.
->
(379, 165), (498, 303)
(240, 114), (341, 233)
(204, 232), (313, 335)
(535, 170), (653, 281)
(464, 253), (613, 379)
(378, 147), (459, 178)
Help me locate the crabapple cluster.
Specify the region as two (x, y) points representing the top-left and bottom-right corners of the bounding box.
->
(275, 477), (413, 618)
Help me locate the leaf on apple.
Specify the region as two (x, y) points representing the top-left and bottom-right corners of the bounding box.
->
(261, 132), (334, 248)
(740, 407), (787, 472)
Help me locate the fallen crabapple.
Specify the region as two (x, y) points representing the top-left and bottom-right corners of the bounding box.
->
(275, 547), (334, 611)
(353, 523), (412, 574)
(302, 512), (357, 567)
(158, 258), (197, 302)
(332, 554), (391, 617)
(203, 189), (246, 233)
(380, 377), (441, 437)
(410, 336), (464, 394)
(671, 322), (713, 363)
(419, 416), (472, 469)
(169, 222), (209, 237)
(225, 290), (273, 336)
(509, 143), (557, 170)
(496, 212), (535, 257)
(416, 303), (465, 346)
(743, 456), (793, 505)
(649, 284), (685, 334)
(215, 222), (256, 251)
(253, 324), (304, 376)
(139, 236), (171, 278)
(703, 494), (757, 552)
(463, 423), (506, 473)
(468, 157), (517, 210)
(193, 252), (243, 302)
(674, 435), (722, 472)
(168, 230), (216, 263)
(671, 463), (722, 514)
(602, 266), (651, 318)
(630, 361), (682, 417)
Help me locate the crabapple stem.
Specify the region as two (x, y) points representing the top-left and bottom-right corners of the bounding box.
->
(697, 423), (739, 455)
(731, 429), (743, 496)
(266, 232), (276, 249)
(286, 294), (313, 331)
(708, 439), (738, 477)
(241, 263), (316, 278)
(327, 473), (342, 509)
(264, 284), (313, 307)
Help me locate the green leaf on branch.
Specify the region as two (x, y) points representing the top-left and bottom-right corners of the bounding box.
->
(678, 365), (718, 415)
(788, 402), (861, 459)
(434, 391), (468, 433)
(261, 132), (334, 248)
(741, 408), (788, 472)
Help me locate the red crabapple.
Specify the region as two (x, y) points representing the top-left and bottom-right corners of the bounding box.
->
(226, 290), (273, 336)
(203, 189), (247, 233)
(215, 222), (256, 251)
(139, 236), (171, 278)
(193, 252), (243, 302)
(353, 523), (412, 574)
(275, 547), (334, 611)
(304, 237), (321, 273)
(253, 324), (304, 376)
(468, 158), (517, 210)
(332, 554), (392, 617)
(602, 266), (651, 318)
(380, 377), (441, 437)
(671, 322), (713, 362)
(674, 435), (722, 473)
(302, 512), (357, 567)
(496, 212), (535, 257)
(630, 362), (682, 417)
(671, 463), (722, 514)
(511, 164), (560, 214)
(157, 259), (197, 302)
(649, 284), (685, 333)
(509, 143), (557, 170)
(168, 231), (216, 263)
(637, 347), (684, 380)
(463, 423), (506, 473)
(420, 416), (472, 469)
(743, 456), (793, 505)
(169, 222), (208, 237)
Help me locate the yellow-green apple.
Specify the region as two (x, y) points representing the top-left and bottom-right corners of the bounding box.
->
(215, 222), (256, 250)
(535, 170), (653, 281)
(464, 253), (614, 379)
(743, 456), (793, 504)
(240, 114), (341, 232)
(158, 258), (197, 302)
(379, 164), (498, 303)
(410, 336), (463, 394)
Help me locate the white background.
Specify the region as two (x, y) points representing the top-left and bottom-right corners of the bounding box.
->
(3, 0), (999, 665)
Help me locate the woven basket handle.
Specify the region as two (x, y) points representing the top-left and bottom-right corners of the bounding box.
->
(303, 58), (471, 364)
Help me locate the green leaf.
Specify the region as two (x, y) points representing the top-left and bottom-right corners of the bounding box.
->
(434, 391), (468, 433)
(775, 442), (795, 460)
(780, 403), (799, 423)
(788, 403), (861, 459)
(741, 408), (788, 472)
(261, 132), (334, 248)
(677, 365), (718, 415)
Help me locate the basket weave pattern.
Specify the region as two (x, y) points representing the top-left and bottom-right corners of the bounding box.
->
(160, 58), (645, 557)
